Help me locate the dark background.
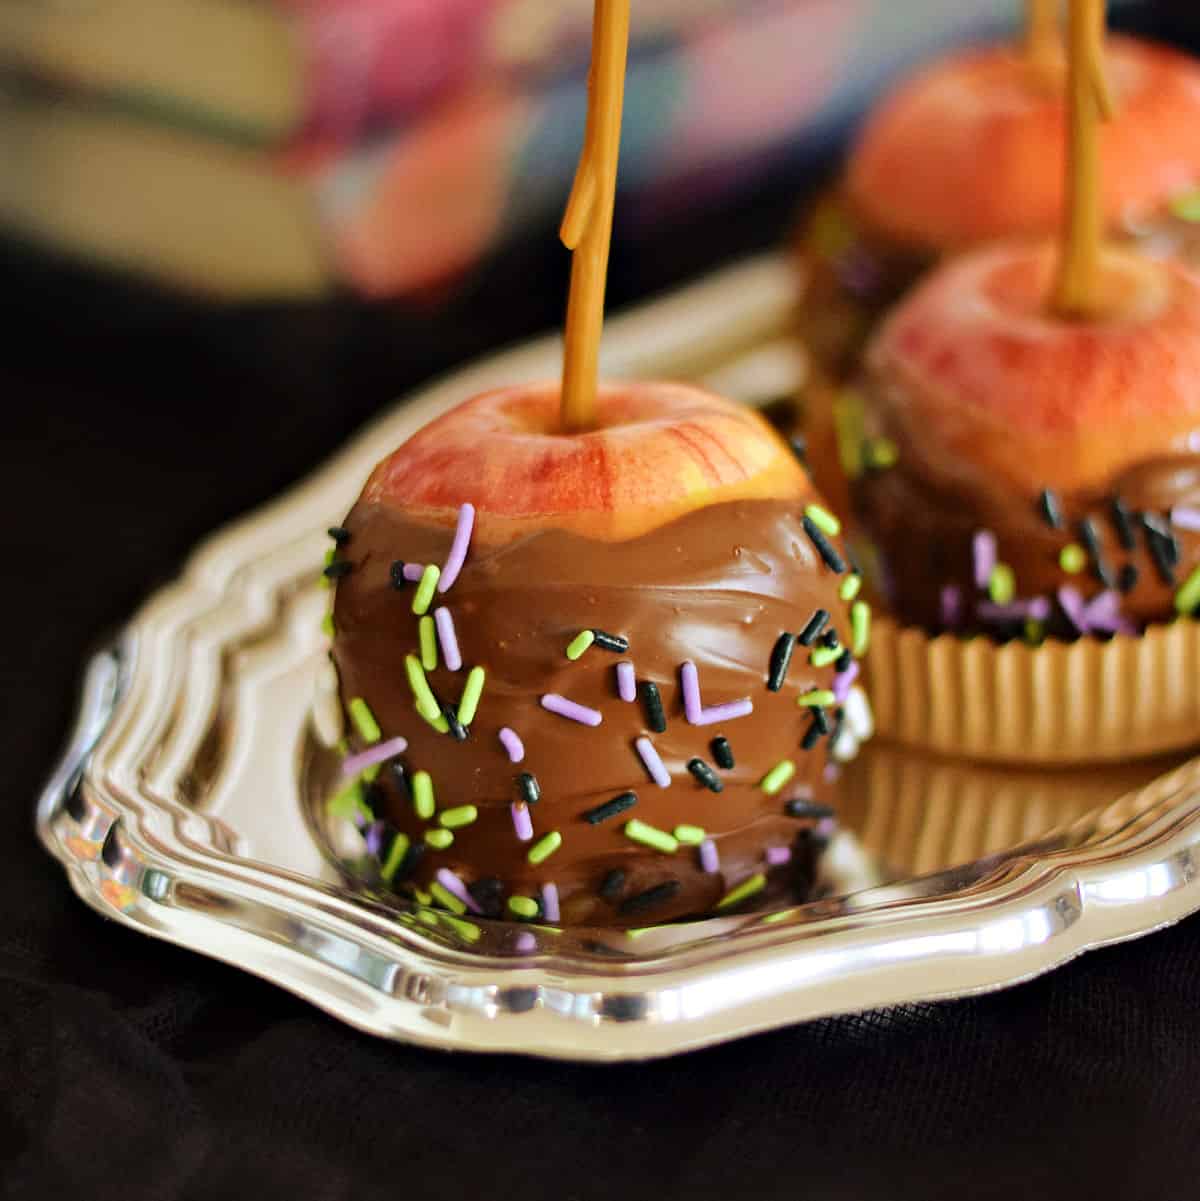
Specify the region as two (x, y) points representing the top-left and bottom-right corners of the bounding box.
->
(6, 4), (1200, 1197)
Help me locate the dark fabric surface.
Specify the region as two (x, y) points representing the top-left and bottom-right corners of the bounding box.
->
(6, 6), (1200, 1196)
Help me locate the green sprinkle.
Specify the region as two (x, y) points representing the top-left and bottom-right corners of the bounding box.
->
(348, 697), (381, 744)
(865, 437), (899, 469)
(405, 655), (442, 723)
(804, 504), (841, 538)
(413, 887), (432, 906)
(760, 760), (796, 795)
(508, 895), (539, 919)
(441, 914), (482, 943)
(412, 770), (435, 820)
(412, 564), (441, 615)
(717, 873), (767, 911)
(425, 828), (454, 850)
(363, 763), (382, 783)
(321, 611), (335, 637)
(439, 805), (478, 829)
(1175, 565), (1200, 615)
(429, 881), (467, 915)
(839, 574), (862, 602)
(851, 600), (871, 656)
(1024, 619), (1045, 647)
(327, 779), (371, 824)
(810, 644), (842, 668)
(415, 908), (437, 926)
(419, 615), (438, 671)
(323, 547), (336, 569)
(796, 689), (836, 708)
(416, 705), (450, 734)
(457, 665), (486, 727)
(566, 629), (596, 661)
(988, 564), (1015, 605)
(380, 833), (410, 882)
(673, 824), (706, 845)
(624, 819), (678, 854)
(527, 831), (563, 865)
(1170, 188), (1200, 223)
(1059, 544), (1087, 574)
(833, 390), (865, 479)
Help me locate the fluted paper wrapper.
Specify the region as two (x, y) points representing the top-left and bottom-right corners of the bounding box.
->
(865, 616), (1200, 764)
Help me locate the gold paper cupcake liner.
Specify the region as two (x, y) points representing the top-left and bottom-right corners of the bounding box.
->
(864, 615), (1200, 765)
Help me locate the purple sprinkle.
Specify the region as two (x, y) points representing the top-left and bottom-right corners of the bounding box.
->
(824, 763), (841, 782)
(940, 584), (963, 628)
(977, 597), (1052, 624)
(541, 883), (560, 923)
(634, 736), (671, 788)
(438, 503), (475, 593)
(833, 660), (860, 703)
(513, 931), (536, 954)
(699, 839), (720, 874)
(1084, 590), (1124, 632)
(541, 694), (603, 726)
(433, 606), (463, 671)
(694, 699), (754, 726)
(616, 661), (637, 702)
(498, 727), (525, 763)
(436, 868), (481, 914)
(815, 816), (838, 840)
(365, 821), (385, 857)
(680, 660), (703, 722)
(402, 562), (425, 582)
(340, 735), (408, 778)
(511, 803), (533, 842)
(1058, 586), (1089, 634)
(973, 530), (997, 590)
(1171, 506), (1200, 532)
(766, 846), (792, 867)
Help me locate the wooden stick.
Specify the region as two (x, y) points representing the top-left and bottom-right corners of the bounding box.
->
(1025, 0), (1060, 72)
(559, 0), (631, 432)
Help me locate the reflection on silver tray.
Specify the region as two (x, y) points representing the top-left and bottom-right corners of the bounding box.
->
(37, 256), (1200, 1061)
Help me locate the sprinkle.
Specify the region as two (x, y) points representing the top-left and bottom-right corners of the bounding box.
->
(599, 869), (626, 900)
(512, 930), (537, 953)
(850, 601), (871, 655)
(1083, 590), (1125, 633)
(798, 609), (830, 646)
(468, 877), (505, 918)
(765, 846), (792, 866)
(412, 888), (432, 906)
(348, 698), (382, 744)
(1058, 586), (1089, 634)
(620, 881), (681, 916)
(418, 615), (438, 671)
(978, 598), (1052, 624)
(695, 699), (754, 726)
(717, 873), (766, 911)
(583, 792), (637, 824)
(767, 633), (796, 692)
(1078, 519), (1114, 588)
(864, 437), (898, 469)
(988, 564), (1015, 605)
(1171, 505), (1200, 532)
(1119, 564), (1140, 594)
(412, 564), (441, 615)
(566, 630), (596, 661)
(624, 819), (678, 854)
(364, 821), (385, 858)
(1112, 498), (1138, 550)
(323, 559), (353, 580)
(541, 693), (602, 726)
(321, 612), (335, 637)
(674, 824), (706, 845)
(432, 607), (462, 672)
(498, 727), (525, 763)
(634, 737), (671, 788)
(1039, 489), (1064, 530)
(508, 895), (539, 920)
(402, 562), (425, 582)
(804, 503), (841, 537)
(797, 689), (836, 708)
(328, 526), (350, 545)
(412, 770), (435, 820)
(940, 585), (962, 628)
(785, 798), (835, 819)
(457, 666), (486, 727)
(711, 736), (734, 769)
(680, 661), (703, 722)
(435, 868), (481, 914)
(404, 655), (442, 723)
(391, 841), (425, 885)
(516, 772), (541, 805)
(836, 650), (853, 673)
(441, 702), (468, 742)
(421, 709), (451, 735)
(389, 561), (407, 589)
(687, 758), (723, 792)
(592, 630), (629, 653)
(438, 503), (475, 593)
(801, 714), (825, 750)
(699, 840), (720, 874)
(380, 833), (411, 883)
(820, 629), (841, 648)
(511, 803), (534, 842)
(832, 660), (860, 703)
(973, 530), (997, 590)
(540, 883), (561, 923)
(340, 735), (408, 778)
(1176, 565), (1200, 615)
(327, 778), (367, 827)
(616, 661), (637, 702)
(1144, 521), (1179, 585)
(442, 916), (482, 944)
(526, 834), (560, 869)
(760, 760), (796, 795)
(839, 574), (863, 602)
(638, 681), (666, 731)
(1059, 544), (1087, 574)
(429, 881), (467, 915)
(425, 828), (454, 850)
(802, 515), (846, 573)
(439, 805), (478, 829)
(810, 644), (841, 669)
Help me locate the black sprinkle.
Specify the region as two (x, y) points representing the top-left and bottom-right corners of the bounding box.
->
(830, 707), (846, 748)
(1038, 489), (1064, 530)
(389, 761), (411, 801)
(801, 714), (825, 751)
(1111, 498), (1137, 551)
(389, 561), (407, 589)
(323, 559), (354, 579)
(1078, 519), (1115, 588)
(820, 629), (841, 649)
(767, 633), (796, 692)
(785, 798), (835, 819)
(583, 792), (638, 825)
(467, 876), (505, 919)
(639, 681), (667, 733)
(1119, 563), (1140, 594)
(363, 781), (385, 815)
(516, 772), (541, 805)
(798, 609), (830, 646)
(592, 630), (630, 653)
(812, 707), (830, 736)
(802, 515), (847, 573)
(788, 434), (808, 466)
(442, 703), (469, 742)
(687, 758), (724, 793)
(599, 869), (627, 900)
(1145, 526), (1178, 585)
(711, 736), (735, 770)
(619, 880), (682, 916)
(392, 841), (427, 885)
(1141, 513), (1180, 567)
(835, 650), (854, 673)
(328, 526), (351, 545)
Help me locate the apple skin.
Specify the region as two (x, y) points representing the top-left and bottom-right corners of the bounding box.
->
(362, 380), (811, 541)
(847, 36), (1200, 252)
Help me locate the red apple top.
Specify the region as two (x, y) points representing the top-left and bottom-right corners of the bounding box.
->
(868, 242), (1200, 497)
(361, 381), (811, 542)
(847, 36), (1200, 252)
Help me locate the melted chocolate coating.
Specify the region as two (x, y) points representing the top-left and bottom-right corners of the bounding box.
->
(331, 499), (857, 927)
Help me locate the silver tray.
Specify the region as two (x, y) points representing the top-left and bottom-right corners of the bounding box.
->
(37, 255), (1200, 1061)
